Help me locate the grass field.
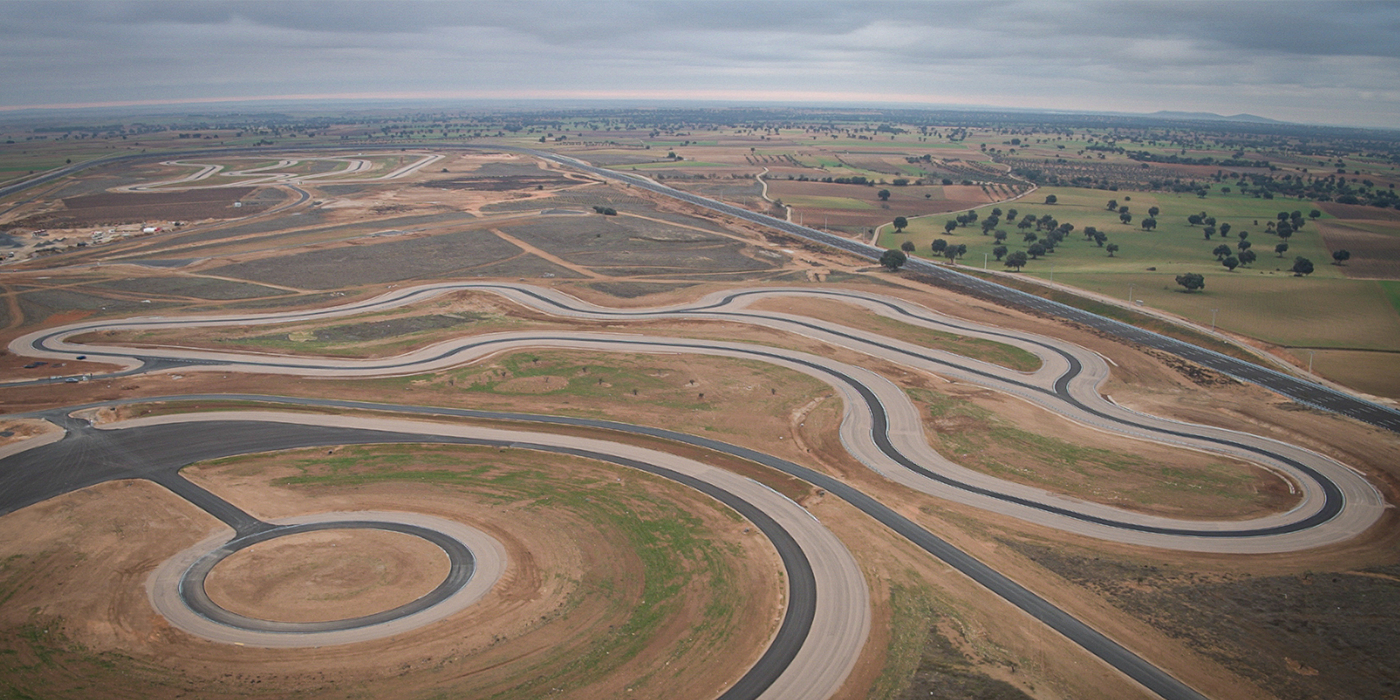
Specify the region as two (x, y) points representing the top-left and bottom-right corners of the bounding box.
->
(879, 186), (1400, 387)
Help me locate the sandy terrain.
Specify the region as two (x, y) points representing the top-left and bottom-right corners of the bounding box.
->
(204, 528), (450, 623)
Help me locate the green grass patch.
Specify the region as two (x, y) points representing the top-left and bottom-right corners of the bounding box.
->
(909, 388), (1267, 509)
(871, 582), (1033, 700)
(1380, 280), (1400, 316)
(213, 444), (747, 698)
(881, 185), (1400, 356)
(852, 313), (1041, 372)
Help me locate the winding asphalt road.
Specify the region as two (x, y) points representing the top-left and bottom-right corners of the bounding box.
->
(3, 148), (1390, 699)
(0, 408), (866, 700)
(7, 284), (1387, 699)
(524, 148), (1400, 434)
(6, 143), (1397, 434)
(12, 283), (1383, 553)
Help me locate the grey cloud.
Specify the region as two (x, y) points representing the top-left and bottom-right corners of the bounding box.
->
(0, 1), (1395, 127)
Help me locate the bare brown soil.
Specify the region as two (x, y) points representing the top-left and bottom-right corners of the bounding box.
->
(1317, 201), (1400, 221)
(420, 173), (578, 191)
(0, 417), (61, 447)
(0, 442), (783, 700)
(14, 187), (279, 229)
(204, 528), (450, 623)
(1316, 220), (1400, 279)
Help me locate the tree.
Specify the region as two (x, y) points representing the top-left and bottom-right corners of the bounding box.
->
(893, 216), (909, 232)
(1219, 222), (1231, 237)
(1148, 206), (1160, 218)
(1119, 212), (1132, 224)
(1237, 229), (1247, 241)
(1187, 214), (1204, 226)
(1213, 244), (1233, 260)
(900, 240), (916, 253)
(1222, 255), (1239, 271)
(1309, 209), (1322, 220)
(1106, 242), (1119, 257)
(1044, 194), (1058, 204)
(1141, 217), (1157, 231)
(1027, 243), (1047, 259)
(1332, 249), (1351, 265)
(1275, 242), (1289, 257)
(992, 244), (1008, 261)
(1006, 208), (1018, 221)
(1239, 249), (1257, 266)
(944, 244), (965, 264)
(1277, 223), (1293, 240)
(1203, 225), (1215, 240)
(944, 220), (958, 234)
(1176, 273), (1205, 292)
(1083, 225), (1098, 241)
(1092, 230), (1108, 247)
(880, 248), (907, 271)
(993, 229), (1008, 243)
(1004, 250), (1028, 271)
(1291, 256), (1314, 276)
(1106, 199), (1118, 211)
(1022, 231), (1038, 244)
(878, 189), (891, 201)
(1237, 240), (1251, 252)
(930, 238), (948, 253)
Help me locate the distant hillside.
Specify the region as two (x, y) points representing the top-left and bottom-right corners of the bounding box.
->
(1148, 111), (1285, 124)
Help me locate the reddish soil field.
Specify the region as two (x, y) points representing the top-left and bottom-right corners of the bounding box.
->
(1318, 201), (1400, 221)
(1317, 221), (1400, 279)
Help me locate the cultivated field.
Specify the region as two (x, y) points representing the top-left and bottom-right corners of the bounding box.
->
(2, 108), (1399, 700)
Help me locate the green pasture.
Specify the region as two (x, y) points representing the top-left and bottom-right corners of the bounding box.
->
(880, 186), (1400, 353)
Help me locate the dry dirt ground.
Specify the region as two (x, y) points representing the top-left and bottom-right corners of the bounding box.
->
(5, 151), (1400, 699)
(204, 528), (451, 623)
(0, 443), (784, 700)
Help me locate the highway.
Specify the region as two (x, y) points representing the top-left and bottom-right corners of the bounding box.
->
(4, 146), (1393, 700)
(7, 284), (1387, 699)
(525, 148), (1400, 434)
(5, 142), (1396, 433)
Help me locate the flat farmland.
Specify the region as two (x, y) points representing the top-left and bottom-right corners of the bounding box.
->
(206, 227), (537, 288)
(1317, 219), (1400, 280)
(501, 213), (779, 276)
(881, 185), (1400, 395)
(767, 180), (996, 229)
(13, 187), (281, 229)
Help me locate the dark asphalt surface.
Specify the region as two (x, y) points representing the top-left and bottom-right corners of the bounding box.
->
(4, 395), (1208, 700)
(523, 149), (1400, 435)
(180, 520), (477, 634)
(0, 412), (815, 700)
(26, 318), (1346, 539)
(7, 143), (1395, 432)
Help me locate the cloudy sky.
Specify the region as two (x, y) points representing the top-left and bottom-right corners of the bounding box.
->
(2, 0), (1397, 127)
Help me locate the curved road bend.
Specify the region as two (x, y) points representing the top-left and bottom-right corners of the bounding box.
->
(13, 285), (1383, 553)
(5, 399), (1205, 700)
(0, 412), (863, 700)
(522, 147), (1400, 434)
(6, 143), (1398, 433)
